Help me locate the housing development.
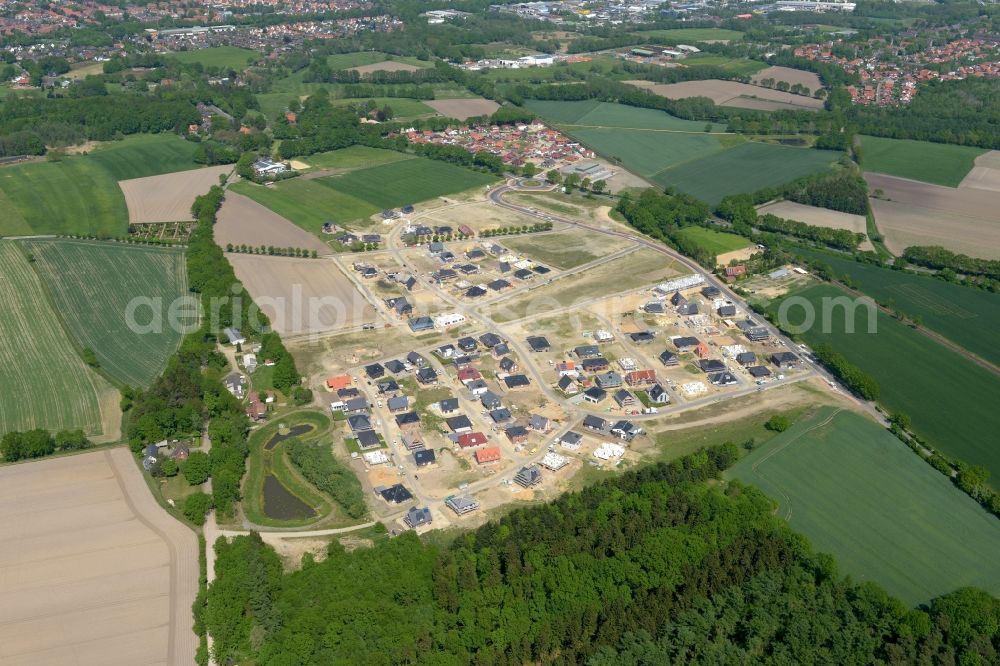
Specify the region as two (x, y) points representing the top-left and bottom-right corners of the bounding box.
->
(1, 0), (1000, 664)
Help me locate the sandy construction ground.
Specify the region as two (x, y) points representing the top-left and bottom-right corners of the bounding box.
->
(716, 246), (763, 266)
(0, 448), (198, 666)
(119, 165), (233, 223)
(214, 191), (331, 255)
(228, 254), (377, 335)
(425, 98), (500, 120)
(628, 80), (824, 111)
(350, 61), (420, 74)
(959, 151), (1000, 193)
(751, 66), (823, 91)
(866, 173), (1000, 259)
(759, 200), (873, 251)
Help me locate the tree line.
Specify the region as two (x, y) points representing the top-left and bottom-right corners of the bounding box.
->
(203, 441), (1000, 665)
(0, 429), (91, 462)
(615, 189), (715, 267)
(903, 246), (1000, 282)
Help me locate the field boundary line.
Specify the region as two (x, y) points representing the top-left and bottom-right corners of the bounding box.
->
(557, 123), (732, 135)
(750, 407), (844, 521)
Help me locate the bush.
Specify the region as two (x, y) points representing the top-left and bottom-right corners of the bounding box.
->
(292, 387), (313, 406)
(160, 458), (179, 477)
(765, 415), (791, 432)
(287, 439), (367, 519)
(183, 450), (211, 485)
(183, 492), (212, 526)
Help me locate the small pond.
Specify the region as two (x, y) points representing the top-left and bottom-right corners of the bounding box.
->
(262, 475), (316, 520)
(264, 423), (315, 450)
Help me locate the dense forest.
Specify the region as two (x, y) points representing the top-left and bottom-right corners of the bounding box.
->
(203, 444), (1000, 665)
(614, 189), (714, 266)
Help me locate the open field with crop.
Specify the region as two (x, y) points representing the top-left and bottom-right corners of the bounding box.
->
(169, 46), (257, 70)
(793, 247), (1000, 367)
(119, 164), (231, 223)
(487, 248), (683, 322)
(23, 239), (193, 387)
(0, 448), (198, 665)
(502, 229), (634, 269)
(302, 146), (415, 171)
(635, 27), (744, 42)
(425, 98), (500, 120)
(750, 65), (823, 90)
(319, 157), (499, 209)
(729, 408), (1000, 605)
(0, 242), (119, 437)
(777, 282), (1000, 480)
(759, 200), (871, 251)
(228, 254), (376, 335)
(327, 51), (431, 70)
(629, 79), (824, 112)
(215, 192), (334, 254)
(526, 99), (726, 131)
(571, 127), (723, 178)
(230, 179), (380, 234)
(656, 142), (838, 205)
(0, 134), (203, 236)
(681, 54), (767, 75)
(866, 172), (1000, 259)
(675, 225), (750, 257)
(860, 135), (985, 187)
(959, 150), (1000, 192)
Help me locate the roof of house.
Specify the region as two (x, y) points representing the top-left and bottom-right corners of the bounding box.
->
(405, 506), (433, 527)
(561, 431), (583, 445)
(699, 359), (726, 373)
(748, 365), (772, 377)
(490, 408), (513, 422)
(414, 449), (436, 466)
(439, 397), (460, 411)
(674, 336), (700, 348)
(583, 414), (607, 430)
(385, 359), (407, 374)
(356, 430), (381, 448)
(387, 395), (409, 411)
(475, 446), (502, 463)
(479, 332), (503, 347)
(503, 374), (530, 388)
(326, 374), (352, 390)
(348, 414), (373, 432)
(381, 484), (413, 503)
(526, 335), (550, 352)
(395, 411), (420, 426)
(584, 386), (607, 401)
(446, 415), (474, 431)
(364, 363), (385, 378)
(458, 431), (488, 447)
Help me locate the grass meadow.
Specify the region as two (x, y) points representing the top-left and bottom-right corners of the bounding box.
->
(169, 46), (258, 71)
(680, 54), (768, 75)
(776, 282), (1000, 480)
(0, 134), (202, 236)
(675, 225), (750, 256)
(859, 135), (985, 187)
(302, 145), (416, 170)
(326, 51), (431, 70)
(634, 28), (745, 42)
(230, 179), (380, 234)
(795, 248), (1000, 367)
(728, 407), (1000, 605)
(23, 239), (193, 388)
(0, 242), (118, 437)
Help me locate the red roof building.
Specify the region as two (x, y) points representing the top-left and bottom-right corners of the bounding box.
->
(458, 432), (487, 448)
(625, 369), (657, 386)
(475, 447), (502, 464)
(326, 375), (353, 390)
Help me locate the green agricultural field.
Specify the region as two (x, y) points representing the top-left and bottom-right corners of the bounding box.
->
(635, 28), (745, 42)
(483, 57), (622, 81)
(0, 241), (118, 437)
(0, 134), (203, 237)
(169, 46), (258, 70)
(528, 100), (725, 131)
(319, 157), (499, 209)
(329, 97), (435, 118)
(230, 179), (380, 233)
(795, 248), (1000, 367)
(776, 282), (1000, 481)
(326, 51), (431, 69)
(680, 54), (768, 75)
(303, 146), (416, 170)
(728, 408), (1000, 605)
(23, 239), (193, 388)
(654, 142), (839, 205)
(572, 128), (723, 177)
(859, 135), (985, 187)
(675, 226), (750, 256)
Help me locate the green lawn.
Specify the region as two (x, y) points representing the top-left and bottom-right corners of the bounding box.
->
(776, 283), (1000, 481)
(231, 178), (380, 233)
(728, 408), (1000, 605)
(169, 46), (258, 71)
(0, 241), (117, 436)
(654, 142), (840, 205)
(859, 135), (985, 187)
(319, 157), (499, 209)
(23, 239), (193, 387)
(0, 134), (203, 236)
(795, 248), (1000, 367)
(303, 145), (416, 170)
(675, 226), (750, 256)
(635, 28), (745, 42)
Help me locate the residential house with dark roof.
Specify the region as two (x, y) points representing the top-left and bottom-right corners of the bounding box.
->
(574, 344), (601, 359)
(490, 408), (513, 423)
(395, 411), (421, 434)
(677, 303), (699, 316)
(513, 268), (534, 280)
(364, 363), (385, 379)
(404, 506), (433, 528)
(386, 297), (413, 317)
(408, 316), (434, 332)
(583, 414), (608, 431)
(659, 350), (680, 367)
(457, 336), (478, 352)
(416, 367), (438, 384)
(611, 420), (642, 442)
(595, 371), (623, 389)
(699, 359), (727, 373)
(467, 379), (489, 396)
(414, 449), (436, 467)
(499, 356), (518, 373)
(438, 398), (459, 414)
(718, 304), (737, 318)
(528, 414), (550, 432)
(407, 352), (426, 367)
(514, 464), (542, 488)
(526, 336), (551, 352)
(385, 359), (407, 374)
(709, 371), (738, 386)
(560, 431), (583, 447)
(487, 278), (512, 291)
(629, 331), (656, 344)
(557, 375), (578, 394)
(735, 351), (757, 366)
(380, 484), (413, 504)
(387, 395), (409, 413)
(748, 365), (772, 378)
(771, 352), (800, 368)
(479, 332), (503, 348)
(465, 286), (487, 299)
(503, 374), (530, 389)
(583, 386), (607, 404)
(356, 430), (381, 450)
(348, 414), (373, 432)
(613, 389), (636, 408)
(446, 415), (474, 433)
(644, 301), (667, 315)
(581, 357), (610, 373)
(505, 425), (529, 444)
(647, 384), (670, 404)
(480, 391), (502, 410)
(673, 336), (701, 352)
(446, 494), (480, 515)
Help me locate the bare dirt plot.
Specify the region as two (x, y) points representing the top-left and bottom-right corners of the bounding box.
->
(866, 173), (1000, 259)
(119, 165), (232, 223)
(716, 245), (765, 265)
(214, 191), (331, 255)
(959, 151), (1000, 193)
(228, 254), (377, 335)
(350, 61), (421, 74)
(751, 66), (822, 91)
(425, 98), (501, 120)
(503, 229), (634, 269)
(0, 448), (198, 666)
(759, 200), (872, 251)
(421, 198), (541, 233)
(628, 79), (824, 111)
